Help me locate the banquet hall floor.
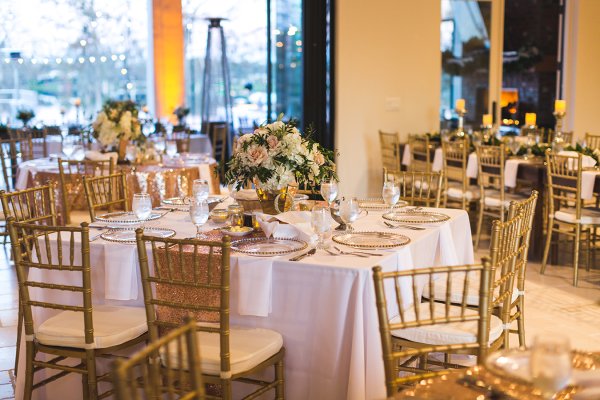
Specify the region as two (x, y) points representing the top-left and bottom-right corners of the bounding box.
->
(0, 244), (597, 399)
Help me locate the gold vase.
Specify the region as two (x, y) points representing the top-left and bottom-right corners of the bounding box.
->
(255, 186), (289, 215)
(118, 138), (128, 162)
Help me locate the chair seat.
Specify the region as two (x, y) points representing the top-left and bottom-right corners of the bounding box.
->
(422, 271), (518, 307)
(161, 326), (283, 376)
(67, 210), (91, 226)
(447, 183), (480, 201)
(483, 190), (526, 208)
(391, 304), (503, 345)
(36, 305), (147, 349)
(555, 208), (600, 225)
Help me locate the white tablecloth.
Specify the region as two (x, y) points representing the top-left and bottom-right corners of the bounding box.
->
(16, 207), (474, 400)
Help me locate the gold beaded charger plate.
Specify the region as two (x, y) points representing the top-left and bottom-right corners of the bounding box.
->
(162, 196), (223, 206)
(95, 211), (164, 224)
(332, 231), (410, 249)
(485, 348), (600, 386)
(358, 198), (408, 211)
(100, 227), (176, 244)
(231, 237), (307, 257)
(383, 210), (450, 224)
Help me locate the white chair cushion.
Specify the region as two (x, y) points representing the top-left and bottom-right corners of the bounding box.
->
(555, 208), (600, 225)
(161, 326), (283, 376)
(447, 183), (480, 201)
(483, 190), (526, 209)
(422, 271), (518, 307)
(390, 303), (503, 345)
(67, 210), (91, 226)
(36, 305), (147, 349)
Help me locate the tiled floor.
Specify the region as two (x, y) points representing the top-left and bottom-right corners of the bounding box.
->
(0, 243), (597, 399)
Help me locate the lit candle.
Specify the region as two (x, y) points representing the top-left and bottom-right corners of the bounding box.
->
(525, 113), (536, 126)
(554, 99), (566, 113)
(482, 114), (492, 126)
(74, 98), (81, 107)
(455, 98), (466, 112)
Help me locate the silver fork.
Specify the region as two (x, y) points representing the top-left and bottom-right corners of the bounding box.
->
(383, 221), (425, 231)
(332, 246), (383, 257)
(324, 248), (369, 258)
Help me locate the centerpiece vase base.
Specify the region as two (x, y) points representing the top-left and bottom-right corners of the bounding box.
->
(117, 138), (128, 163)
(255, 187), (288, 215)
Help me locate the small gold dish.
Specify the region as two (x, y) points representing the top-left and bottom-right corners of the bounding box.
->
(220, 226), (253, 237)
(210, 209), (229, 223)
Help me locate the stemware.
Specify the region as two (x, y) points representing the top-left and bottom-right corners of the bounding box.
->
(192, 179), (210, 201)
(132, 193), (152, 228)
(125, 144), (137, 163)
(154, 136), (166, 153)
(320, 180), (338, 207)
(530, 334), (572, 399)
(166, 140), (178, 157)
(508, 137), (521, 156)
(382, 180), (400, 215)
(311, 205), (331, 249)
(189, 198), (210, 239)
(62, 136), (78, 159)
(338, 197), (362, 231)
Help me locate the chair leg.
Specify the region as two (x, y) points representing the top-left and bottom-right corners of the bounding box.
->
(541, 217), (554, 275)
(275, 357), (285, 400)
(474, 202), (484, 249)
(517, 302), (526, 348)
(15, 298), (22, 376)
(23, 342), (34, 400)
(573, 225), (581, 287)
(86, 350), (98, 400)
(586, 228), (591, 272)
(221, 379), (232, 400)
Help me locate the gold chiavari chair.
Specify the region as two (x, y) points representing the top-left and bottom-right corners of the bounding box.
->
(379, 130), (401, 173)
(474, 144), (526, 248)
(83, 172), (130, 221)
(372, 257), (493, 395)
(11, 128), (48, 158)
(113, 317), (206, 400)
(7, 219), (148, 400)
(58, 158), (115, 225)
(506, 190), (538, 347)
(442, 138), (479, 210)
(585, 132), (600, 150)
(135, 231), (285, 399)
(548, 130), (574, 146)
(408, 134), (434, 173)
(385, 168), (443, 208)
(0, 138), (34, 192)
(541, 151), (599, 286)
(172, 129), (192, 153)
(1, 183), (58, 374)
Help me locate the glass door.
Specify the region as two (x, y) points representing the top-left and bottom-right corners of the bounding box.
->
(440, 0), (504, 131)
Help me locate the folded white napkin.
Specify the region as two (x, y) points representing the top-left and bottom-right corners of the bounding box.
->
(505, 158), (528, 188)
(233, 189), (259, 200)
(255, 211), (326, 244)
(402, 144), (411, 166)
(432, 147), (443, 172)
(558, 151), (597, 169)
(466, 152), (478, 178)
(85, 150), (118, 162)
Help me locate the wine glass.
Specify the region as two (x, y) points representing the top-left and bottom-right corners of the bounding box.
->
(189, 198), (210, 239)
(193, 179), (210, 201)
(126, 144), (137, 163)
(166, 140), (178, 157)
(338, 197), (361, 231)
(62, 136), (77, 159)
(509, 137), (521, 156)
(154, 136), (166, 153)
(382, 180), (400, 215)
(132, 193), (152, 228)
(311, 205), (331, 249)
(530, 334), (572, 399)
(320, 180), (338, 207)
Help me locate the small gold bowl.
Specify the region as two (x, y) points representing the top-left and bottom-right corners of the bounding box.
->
(210, 209), (229, 223)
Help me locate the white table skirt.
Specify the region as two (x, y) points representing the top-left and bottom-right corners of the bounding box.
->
(16, 207), (473, 400)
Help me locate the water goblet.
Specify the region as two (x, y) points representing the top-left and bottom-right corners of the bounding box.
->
(509, 137), (521, 156)
(320, 180), (338, 207)
(339, 197), (362, 231)
(530, 334), (572, 399)
(132, 193), (152, 229)
(154, 136), (166, 153)
(62, 136), (77, 159)
(311, 205), (331, 249)
(189, 198), (210, 239)
(193, 179), (210, 201)
(166, 140), (178, 157)
(382, 180), (400, 215)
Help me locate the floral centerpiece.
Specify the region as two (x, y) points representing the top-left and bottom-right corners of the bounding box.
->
(173, 105), (190, 126)
(16, 109), (35, 127)
(565, 143), (600, 165)
(92, 100), (144, 161)
(225, 114), (337, 213)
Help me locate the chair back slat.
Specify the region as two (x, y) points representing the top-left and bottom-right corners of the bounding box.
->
(585, 133), (600, 150)
(384, 169), (443, 208)
(1, 184), (58, 227)
(545, 150), (583, 219)
(0, 138), (35, 191)
(408, 134), (435, 173)
(379, 130), (400, 172)
(508, 191), (539, 297)
(83, 172), (129, 221)
(136, 230), (233, 374)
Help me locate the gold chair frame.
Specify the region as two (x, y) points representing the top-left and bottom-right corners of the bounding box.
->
(585, 132), (600, 150)
(113, 317), (206, 400)
(58, 158), (115, 225)
(135, 230), (285, 399)
(83, 172), (130, 221)
(7, 219), (147, 399)
(442, 138), (472, 210)
(379, 130), (401, 173)
(384, 168), (443, 208)
(408, 134), (434, 173)
(11, 128), (48, 158)
(506, 191), (538, 347)
(372, 257), (492, 396)
(1, 138), (34, 192)
(541, 151), (597, 286)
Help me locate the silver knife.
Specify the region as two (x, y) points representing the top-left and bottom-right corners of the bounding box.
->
(289, 248), (316, 261)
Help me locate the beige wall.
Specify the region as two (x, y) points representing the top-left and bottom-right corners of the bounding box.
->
(335, 0), (441, 197)
(563, 0), (600, 138)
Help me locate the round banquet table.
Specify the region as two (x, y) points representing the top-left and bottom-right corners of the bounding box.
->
(16, 154), (220, 224)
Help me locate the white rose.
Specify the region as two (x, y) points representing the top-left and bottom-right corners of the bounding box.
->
(119, 111), (132, 138)
(267, 135), (279, 149)
(92, 112), (107, 131)
(313, 149), (325, 166)
(246, 144), (269, 166)
(254, 127), (269, 135)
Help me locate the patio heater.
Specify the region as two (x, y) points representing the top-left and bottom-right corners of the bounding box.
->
(200, 17), (233, 154)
